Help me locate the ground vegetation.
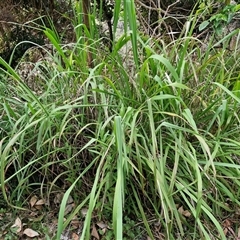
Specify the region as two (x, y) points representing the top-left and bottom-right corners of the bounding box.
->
(0, 0), (240, 239)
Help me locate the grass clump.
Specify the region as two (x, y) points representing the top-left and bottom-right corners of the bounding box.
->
(0, 1), (240, 239)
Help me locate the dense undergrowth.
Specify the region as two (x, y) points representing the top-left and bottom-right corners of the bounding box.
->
(1, 0), (240, 239)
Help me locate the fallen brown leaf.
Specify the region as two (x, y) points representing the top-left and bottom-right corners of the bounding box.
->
(23, 228), (39, 237)
(35, 199), (45, 206)
(71, 217), (80, 229)
(178, 206), (191, 217)
(64, 203), (75, 216)
(91, 224), (100, 240)
(72, 232), (79, 240)
(35, 205), (43, 210)
(96, 221), (109, 229)
(66, 195), (74, 204)
(223, 227), (228, 236)
(54, 193), (64, 205)
(11, 217), (22, 233)
(81, 208), (88, 217)
(30, 195), (38, 208)
(223, 219), (232, 228)
(96, 221), (109, 234)
(29, 211), (38, 217)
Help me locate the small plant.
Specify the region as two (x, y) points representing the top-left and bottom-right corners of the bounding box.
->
(199, 3), (240, 34)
